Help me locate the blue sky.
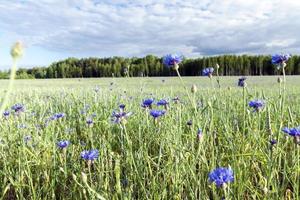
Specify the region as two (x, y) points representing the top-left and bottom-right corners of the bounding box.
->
(0, 0), (300, 69)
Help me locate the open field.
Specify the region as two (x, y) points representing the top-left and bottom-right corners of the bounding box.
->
(0, 76), (300, 199)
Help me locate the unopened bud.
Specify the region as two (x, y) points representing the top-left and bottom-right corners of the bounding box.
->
(173, 63), (179, 70)
(216, 63), (220, 69)
(191, 84), (197, 93)
(10, 41), (23, 60)
(81, 172), (88, 184)
(277, 77), (282, 83)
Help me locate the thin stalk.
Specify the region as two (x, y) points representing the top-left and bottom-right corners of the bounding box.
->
(0, 59), (17, 114)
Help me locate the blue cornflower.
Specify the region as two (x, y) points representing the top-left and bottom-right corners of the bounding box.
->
(249, 100), (265, 112)
(24, 135), (32, 144)
(238, 77), (247, 87)
(119, 104), (126, 111)
(272, 54), (291, 69)
(282, 126), (300, 145)
(81, 149), (99, 161)
(209, 167), (234, 188)
(111, 110), (132, 124)
(149, 110), (166, 118)
(57, 140), (70, 149)
(51, 113), (65, 120)
(86, 118), (93, 126)
(11, 103), (25, 113)
(172, 96), (180, 104)
(270, 139), (277, 146)
(202, 67), (214, 77)
(141, 98), (154, 108)
(157, 99), (169, 106)
(3, 111), (10, 118)
(282, 127), (300, 137)
(197, 128), (203, 140)
(163, 54), (183, 69)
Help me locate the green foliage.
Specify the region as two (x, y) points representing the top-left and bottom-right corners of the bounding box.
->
(1, 55), (300, 79)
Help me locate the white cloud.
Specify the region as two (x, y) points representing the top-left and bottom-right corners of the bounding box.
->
(0, 0), (300, 59)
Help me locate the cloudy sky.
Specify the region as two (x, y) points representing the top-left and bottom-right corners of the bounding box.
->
(0, 0), (300, 69)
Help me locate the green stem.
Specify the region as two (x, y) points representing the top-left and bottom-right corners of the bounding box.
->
(175, 68), (197, 113)
(0, 59), (17, 114)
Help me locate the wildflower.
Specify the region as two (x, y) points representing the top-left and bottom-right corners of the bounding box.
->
(197, 128), (203, 140)
(208, 167), (234, 188)
(248, 100), (265, 112)
(141, 98), (154, 109)
(272, 54), (291, 69)
(86, 118), (93, 126)
(11, 103), (25, 113)
(202, 67), (214, 78)
(187, 120), (193, 126)
(81, 149), (99, 161)
(157, 99), (169, 109)
(119, 104), (126, 111)
(57, 140), (71, 149)
(172, 96), (180, 104)
(282, 126), (300, 145)
(238, 77), (247, 87)
(111, 110), (132, 124)
(149, 110), (166, 119)
(51, 113), (65, 120)
(162, 54), (183, 70)
(3, 111), (10, 118)
(270, 139), (277, 146)
(24, 135), (32, 144)
(94, 85), (100, 92)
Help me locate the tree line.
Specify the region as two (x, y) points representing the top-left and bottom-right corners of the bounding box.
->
(1, 54), (300, 79)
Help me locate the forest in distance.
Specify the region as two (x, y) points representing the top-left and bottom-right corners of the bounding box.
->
(1, 54), (300, 79)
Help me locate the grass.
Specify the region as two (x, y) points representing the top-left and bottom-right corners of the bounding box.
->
(0, 76), (299, 199)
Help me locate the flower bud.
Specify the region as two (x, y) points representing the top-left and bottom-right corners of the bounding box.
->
(277, 77), (282, 83)
(81, 172), (88, 184)
(173, 63), (179, 70)
(10, 41), (23, 60)
(191, 84), (197, 93)
(216, 63), (220, 69)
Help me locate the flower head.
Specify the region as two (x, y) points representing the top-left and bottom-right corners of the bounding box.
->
(51, 113), (65, 120)
(238, 77), (247, 87)
(119, 104), (126, 111)
(282, 126), (300, 145)
(272, 54), (291, 69)
(3, 111), (10, 118)
(202, 67), (214, 77)
(163, 54), (183, 69)
(86, 118), (93, 126)
(81, 149), (99, 161)
(197, 128), (203, 140)
(187, 120), (193, 126)
(157, 99), (168, 106)
(111, 110), (132, 124)
(209, 167), (234, 188)
(249, 100), (265, 112)
(57, 140), (71, 149)
(149, 110), (166, 119)
(141, 98), (154, 108)
(11, 103), (25, 113)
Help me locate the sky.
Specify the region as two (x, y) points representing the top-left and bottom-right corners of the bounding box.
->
(0, 0), (300, 69)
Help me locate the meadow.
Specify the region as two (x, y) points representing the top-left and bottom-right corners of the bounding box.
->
(0, 76), (299, 199)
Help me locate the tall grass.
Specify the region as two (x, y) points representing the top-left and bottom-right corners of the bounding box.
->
(0, 76), (299, 199)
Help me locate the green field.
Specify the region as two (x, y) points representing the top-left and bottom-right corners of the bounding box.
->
(0, 76), (300, 199)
